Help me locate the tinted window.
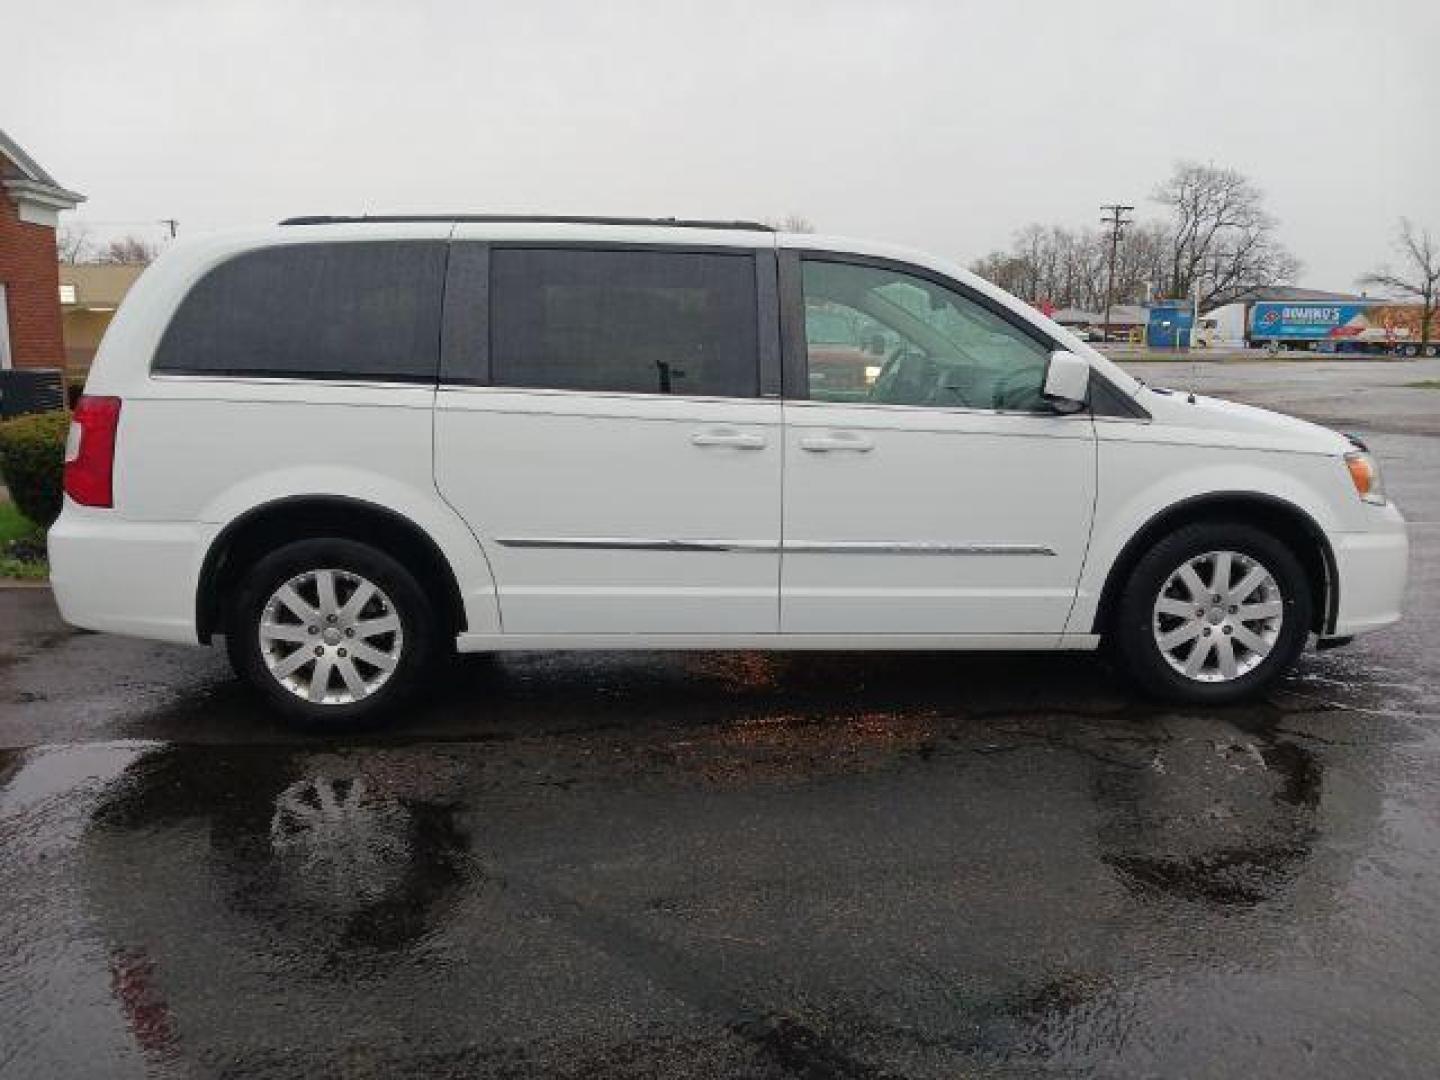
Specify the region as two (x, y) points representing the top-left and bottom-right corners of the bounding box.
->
(801, 259), (1052, 411)
(490, 248), (758, 397)
(153, 241), (445, 380)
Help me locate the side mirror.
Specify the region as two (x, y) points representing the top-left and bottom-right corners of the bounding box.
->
(1043, 350), (1090, 413)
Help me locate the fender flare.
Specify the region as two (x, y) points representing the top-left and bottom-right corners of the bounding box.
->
(1089, 491), (1339, 637)
(195, 494), (470, 643)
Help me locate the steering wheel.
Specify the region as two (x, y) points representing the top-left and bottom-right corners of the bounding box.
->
(870, 346), (927, 403)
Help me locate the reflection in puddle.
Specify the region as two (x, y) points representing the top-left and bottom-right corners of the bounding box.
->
(86, 747), (472, 960)
(1106, 843), (1310, 906)
(1095, 730), (1322, 907)
(29, 679), (1401, 1076)
(269, 776), (414, 912)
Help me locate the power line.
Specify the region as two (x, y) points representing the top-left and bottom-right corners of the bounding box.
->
(1100, 203), (1134, 342)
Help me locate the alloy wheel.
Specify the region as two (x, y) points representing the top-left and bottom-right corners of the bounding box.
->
(1152, 550), (1284, 683)
(257, 568), (404, 705)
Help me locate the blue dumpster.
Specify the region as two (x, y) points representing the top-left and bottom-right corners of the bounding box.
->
(1147, 304), (1195, 349)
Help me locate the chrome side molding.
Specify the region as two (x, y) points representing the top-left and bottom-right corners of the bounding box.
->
(495, 537), (1055, 556)
(784, 542), (1055, 556)
(494, 537), (773, 553)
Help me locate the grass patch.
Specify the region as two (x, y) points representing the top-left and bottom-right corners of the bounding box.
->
(1406, 380), (1440, 389)
(0, 500), (37, 544)
(0, 500), (47, 580)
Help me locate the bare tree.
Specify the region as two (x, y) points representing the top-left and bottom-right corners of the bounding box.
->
(971, 162), (1299, 315)
(764, 214), (816, 234)
(972, 221), (1168, 311)
(1152, 161), (1299, 308)
(56, 224), (94, 263)
(97, 235), (161, 265)
(1360, 218), (1438, 347)
(971, 248), (1034, 299)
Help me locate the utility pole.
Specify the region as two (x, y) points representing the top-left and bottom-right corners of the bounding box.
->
(159, 218), (179, 240)
(1100, 203), (1134, 343)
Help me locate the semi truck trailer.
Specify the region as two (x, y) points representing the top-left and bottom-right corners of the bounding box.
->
(1249, 300), (1437, 356)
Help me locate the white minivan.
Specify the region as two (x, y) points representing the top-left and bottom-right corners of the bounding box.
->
(50, 216), (1408, 726)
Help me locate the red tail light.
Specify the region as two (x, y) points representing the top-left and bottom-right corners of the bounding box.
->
(64, 395), (122, 508)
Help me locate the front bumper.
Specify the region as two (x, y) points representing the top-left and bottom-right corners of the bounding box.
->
(1327, 505), (1409, 639)
(48, 506), (212, 646)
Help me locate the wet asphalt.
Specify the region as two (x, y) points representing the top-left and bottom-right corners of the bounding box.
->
(2, 361), (1438, 1078)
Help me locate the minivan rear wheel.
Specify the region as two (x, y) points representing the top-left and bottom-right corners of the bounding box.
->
(227, 538), (437, 728)
(1112, 522), (1312, 704)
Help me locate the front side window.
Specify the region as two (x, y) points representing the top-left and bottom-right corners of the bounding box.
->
(153, 241), (446, 380)
(800, 259), (1052, 411)
(490, 248), (758, 397)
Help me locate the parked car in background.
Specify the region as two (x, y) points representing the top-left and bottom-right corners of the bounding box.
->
(50, 216), (1408, 727)
(803, 307), (885, 399)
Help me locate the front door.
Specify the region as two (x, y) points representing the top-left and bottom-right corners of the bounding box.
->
(435, 241), (782, 635)
(780, 253), (1096, 636)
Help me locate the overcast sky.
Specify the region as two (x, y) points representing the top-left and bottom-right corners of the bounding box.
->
(5, 0), (1436, 289)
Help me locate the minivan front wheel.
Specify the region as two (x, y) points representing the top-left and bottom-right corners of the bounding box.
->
(1113, 523), (1312, 704)
(227, 539), (437, 727)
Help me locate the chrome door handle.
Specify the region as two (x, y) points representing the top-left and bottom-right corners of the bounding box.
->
(799, 433), (874, 452)
(691, 428), (766, 449)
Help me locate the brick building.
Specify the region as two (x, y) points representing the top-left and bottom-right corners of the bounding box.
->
(0, 129), (85, 370)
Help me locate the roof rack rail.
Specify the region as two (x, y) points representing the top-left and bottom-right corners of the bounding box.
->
(278, 213), (775, 232)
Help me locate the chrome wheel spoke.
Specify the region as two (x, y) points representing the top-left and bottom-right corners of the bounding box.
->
(353, 614), (401, 640)
(1237, 600), (1282, 622)
(1232, 623), (1270, 655)
(260, 621), (311, 644)
(1230, 566), (1269, 603)
(1155, 597), (1196, 619)
(339, 581), (377, 622)
(1157, 621), (1203, 652)
(308, 655), (336, 702)
(275, 584), (319, 623)
(272, 646), (315, 679)
(315, 570), (340, 617)
(336, 657), (368, 699)
(1178, 564), (1208, 601)
(350, 641), (398, 672)
(1214, 635), (1239, 680)
(1209, 551), (1233, 595)
(258, 568), (404, 706)
(1184, 635), (1215, 677)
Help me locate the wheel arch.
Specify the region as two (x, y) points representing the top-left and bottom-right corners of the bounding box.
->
(197, 495), (468, 644)
(1091, 492), (1339, 638)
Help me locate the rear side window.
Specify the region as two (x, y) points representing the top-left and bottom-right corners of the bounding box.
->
(489, 248), (758, 397)
(153, 241), (445, 380)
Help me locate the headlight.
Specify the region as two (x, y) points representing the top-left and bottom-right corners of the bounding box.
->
(1344, 450), (1386, 505)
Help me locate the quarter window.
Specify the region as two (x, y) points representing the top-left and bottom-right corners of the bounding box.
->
(153, 241), (446, 380)
(800, 259), (1052, 411)
(490, 248), (758, 397)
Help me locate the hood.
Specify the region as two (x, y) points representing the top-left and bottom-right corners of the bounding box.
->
(1134, 385), (1354, 456)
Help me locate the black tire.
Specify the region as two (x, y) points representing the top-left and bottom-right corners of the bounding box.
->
(226, 538), (439, 730)
(1111, 522), (1312, 705)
